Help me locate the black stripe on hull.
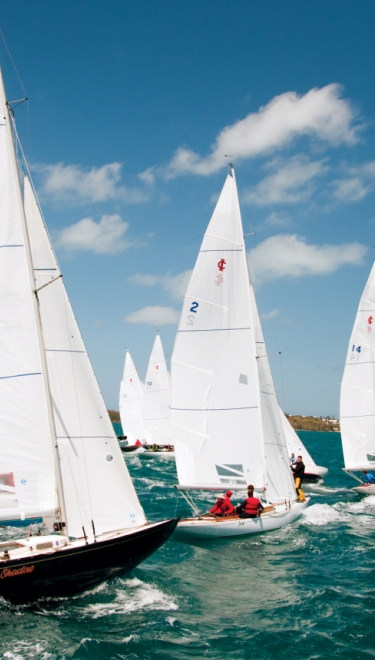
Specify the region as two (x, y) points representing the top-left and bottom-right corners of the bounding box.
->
(0, 518), (178, 604)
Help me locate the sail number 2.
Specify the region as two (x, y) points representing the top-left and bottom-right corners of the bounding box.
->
(187, 302), (199, 326)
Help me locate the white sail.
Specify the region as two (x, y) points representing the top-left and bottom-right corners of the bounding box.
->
(249, 288), (296, 501)
(340, 262), (375, 470)
(143, 334), (172, 443)
(119, 350), (150, 444)
(0, 77), (57, 522)
(280, 410), (315, 466)
(171, 168), (295, 502)
(24, 177), (146, 537)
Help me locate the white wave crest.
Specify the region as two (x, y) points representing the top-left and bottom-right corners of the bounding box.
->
(3, 640), (51, 659)
(302, 503), (341, 525)
(83, 577), (178, 619)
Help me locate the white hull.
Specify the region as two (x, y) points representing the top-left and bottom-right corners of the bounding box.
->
(174, 499), (308, 540)
(352, 484), (375, 495)
(139, 449), (175, 459)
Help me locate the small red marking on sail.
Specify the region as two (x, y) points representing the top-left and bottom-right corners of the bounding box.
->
(156, 365), (159, 370)
(218, 259), (226, 272)
(368, 316), (373, 325)
(215, 274), (223, 286)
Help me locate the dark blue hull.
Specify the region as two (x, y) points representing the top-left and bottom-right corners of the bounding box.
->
(0, 518), (178, 604)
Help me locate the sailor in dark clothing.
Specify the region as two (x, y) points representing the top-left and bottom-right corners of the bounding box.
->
(236, 485), (264, 518)
(292, 455), (306, 502)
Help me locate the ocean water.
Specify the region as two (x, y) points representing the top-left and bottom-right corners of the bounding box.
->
(1, 431), (375, 660)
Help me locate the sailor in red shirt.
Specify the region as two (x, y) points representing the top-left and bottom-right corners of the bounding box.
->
(222, 490), (235, 516)
(236, 485), (264, 518)
(209, 494), (227, 516)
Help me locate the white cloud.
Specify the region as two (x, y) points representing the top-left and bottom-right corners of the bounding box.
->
(248, 234), (366, 283)
(332, 177), (369, 202)
(124, 306), (180, 326)
(57, 214), (130, 254)
(128, 269), (193, 300)
(159, 84), (359, 178)
(138, 167), (156, 185)
(260, 309), (279, 320)
(333, 160), (375, 202)
(265, 212), (292, 227)
(244, 155), (328, 205)
(35, 162), (148, 204)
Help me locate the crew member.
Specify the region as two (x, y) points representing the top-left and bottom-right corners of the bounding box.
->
(135, 439), (142, 447)
(222, 490), (235, 515)
(292, 455), (306, 502)
(151, 443), (159, 452)
(236, 485), (264, 518)
(209, 494), (226, 516)
(289, 452), (297, 465)
(362, 469), (375, 485)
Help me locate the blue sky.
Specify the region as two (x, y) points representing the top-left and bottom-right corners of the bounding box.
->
(1, 1), (375, 416)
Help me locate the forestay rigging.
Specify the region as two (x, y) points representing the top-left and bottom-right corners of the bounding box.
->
(143, 334), (172, 443)
(119, 349), (150, 444)
(24, 178), (146, 537)
(340, 262), (375, 471)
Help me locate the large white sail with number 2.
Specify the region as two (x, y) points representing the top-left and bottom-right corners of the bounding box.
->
(24, 177), (146, 537)
(171, 167), (295, 503)
(340, 262), (375, 471)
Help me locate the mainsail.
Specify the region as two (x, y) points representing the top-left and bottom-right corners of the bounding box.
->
(171, 167), (295, 502)
(340, 263), (375, 470)
(0, 76), (57, 523)
(24, 177), (146, 537)
(143, 334), (172, 443)
(119, 349), (150, 444)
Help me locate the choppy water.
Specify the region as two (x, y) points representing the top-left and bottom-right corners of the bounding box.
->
(1, 431), (375, 659)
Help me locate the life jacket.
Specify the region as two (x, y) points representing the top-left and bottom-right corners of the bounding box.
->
(222, 496), (235, 515)
(243, 496), (261, 515)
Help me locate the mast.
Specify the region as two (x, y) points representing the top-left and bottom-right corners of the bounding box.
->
(1, 71), (68, 535)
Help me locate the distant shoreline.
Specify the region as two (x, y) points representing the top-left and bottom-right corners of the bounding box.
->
(286, 414), (340, 432)
(107, 409), (340, 432)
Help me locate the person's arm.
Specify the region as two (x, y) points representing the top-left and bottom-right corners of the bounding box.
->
(236, 499), (247, 513)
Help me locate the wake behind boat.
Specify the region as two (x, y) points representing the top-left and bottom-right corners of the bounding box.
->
(0, 72), (178, 603)
(340, 261), (375, 495)
(171, 166), (308, 540)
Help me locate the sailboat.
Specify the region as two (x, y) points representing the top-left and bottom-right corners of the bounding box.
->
(119, 337), (174, 456)
(119, 349), (151, 451)
(143, 333), (174, 456)
(340, 262), (375, 494)
(0, 71), (178, 603)
(171, 166), (308, 539)
(280, 409), (328, 482)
